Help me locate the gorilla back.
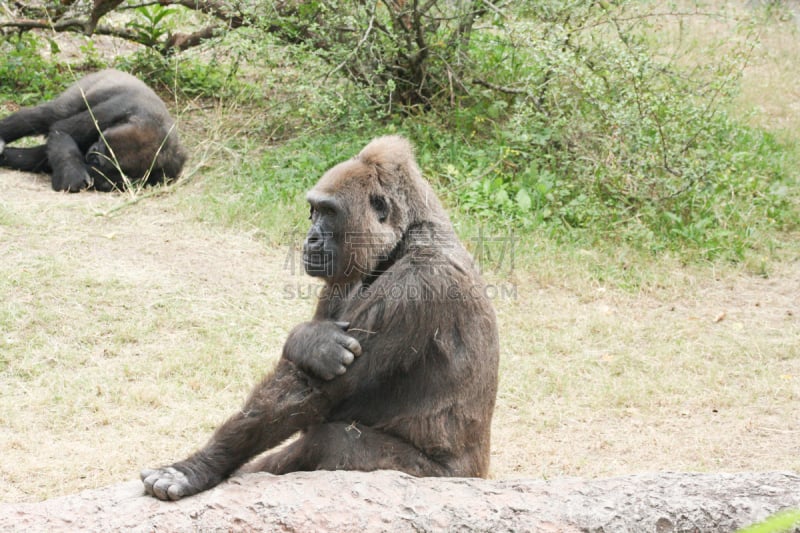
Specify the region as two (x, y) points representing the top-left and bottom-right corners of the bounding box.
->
(0, 69), (186, 192)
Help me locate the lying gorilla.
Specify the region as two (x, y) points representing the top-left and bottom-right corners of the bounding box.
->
(0, 69), (186, 192)
(141, 135), (500, 500)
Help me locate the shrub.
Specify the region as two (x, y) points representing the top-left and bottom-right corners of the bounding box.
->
(425, 1), (799, 258)
(0, 34), (71, 103)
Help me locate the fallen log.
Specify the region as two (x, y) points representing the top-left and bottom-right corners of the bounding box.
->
(1, 470), (798, 532)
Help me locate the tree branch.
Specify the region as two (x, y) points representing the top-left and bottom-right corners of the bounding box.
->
(157, 0), (245, 28)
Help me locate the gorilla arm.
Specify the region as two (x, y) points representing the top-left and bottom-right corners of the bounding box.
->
(140, 263), (447, 501)
(141, 361), (332, 500)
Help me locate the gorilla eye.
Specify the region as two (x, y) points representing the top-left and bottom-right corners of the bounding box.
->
(309, 205), (314, 220)
(370, 195), (389, 223)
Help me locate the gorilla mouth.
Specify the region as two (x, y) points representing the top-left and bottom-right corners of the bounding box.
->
(302, 250), (334, 276)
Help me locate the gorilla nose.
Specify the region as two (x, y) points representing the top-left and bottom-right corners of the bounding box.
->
(305, 231), (324, 249)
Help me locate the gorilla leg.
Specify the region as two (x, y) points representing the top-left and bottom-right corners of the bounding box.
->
(0, 104), (58, 172)
(141, 360), (333, 501)
(245, 422), (450, 477)
(1, 100), (132, 191)
(0, 145), (51, 173)
(0, 86), (124, 145)
(0, 105), (57, 143)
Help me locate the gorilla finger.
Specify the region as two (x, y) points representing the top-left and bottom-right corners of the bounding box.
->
(336, 334), (362, 356)
(141, 472), (159, 495)
(152, 479), (174, 501)
(340, 348), (355, 366)
(334, 321), (350, 330)
(335, 364), (347, 376)
(141, 467), (189, 500)
(156, 478), (186, 501)
(167, 484), (186, 501)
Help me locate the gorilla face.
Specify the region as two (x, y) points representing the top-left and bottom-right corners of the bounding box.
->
(85, 123), (166, 191)
(85, 141), (123, 190)
(303, 166), (398, 284)
(303, 192), (343, 279)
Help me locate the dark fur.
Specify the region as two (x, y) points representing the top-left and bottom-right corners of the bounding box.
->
(141, 136), (499, 501)
(0, 69), (186, 192)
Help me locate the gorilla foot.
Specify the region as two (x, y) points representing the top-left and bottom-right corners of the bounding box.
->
(141, 466), (203, 501)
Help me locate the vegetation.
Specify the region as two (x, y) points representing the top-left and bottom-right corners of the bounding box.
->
(1, 1), (798, 261)
(738, 509), (800, 533)
(0, 34), (72, 102)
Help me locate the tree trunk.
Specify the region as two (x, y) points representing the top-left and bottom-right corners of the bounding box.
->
(1, 470), (798, 532)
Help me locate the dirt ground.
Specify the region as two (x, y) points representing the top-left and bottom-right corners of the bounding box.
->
(0, 168), (798, 503)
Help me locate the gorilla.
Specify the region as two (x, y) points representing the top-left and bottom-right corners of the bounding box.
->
(141, 135), (499, 500)
(0, 69), (186, 192)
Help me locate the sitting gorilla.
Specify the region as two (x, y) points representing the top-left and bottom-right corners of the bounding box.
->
(141, 135), (500, 500)
(0, 69), (186, 192)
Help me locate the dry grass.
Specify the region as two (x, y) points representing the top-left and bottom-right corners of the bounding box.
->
(738, 10), (800, 137)
(0, 174), (313, 501)
(640, 1), (800, 140)
(489, 256), (800, 480)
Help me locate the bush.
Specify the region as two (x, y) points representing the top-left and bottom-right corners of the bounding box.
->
(0, 34), (72, 103)
(259, 0), (491, 113)
(3, 1), (796, 261)
(419, 1), (799, 259)
(213, 1), (796, 259)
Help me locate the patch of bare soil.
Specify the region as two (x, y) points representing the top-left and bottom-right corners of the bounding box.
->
(0, 168), (798, 503)
(0, 169), (313, 501)
(492, 261), (800, 481)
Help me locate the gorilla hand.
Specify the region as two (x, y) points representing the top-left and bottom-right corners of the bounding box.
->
(141, 466), (210, 501)
(283, 320), (362, 380)
(51, 160), (93, 192)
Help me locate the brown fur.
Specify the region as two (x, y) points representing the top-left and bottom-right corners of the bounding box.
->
(141, 136), (499, 501)
(0, 69), (186, 192)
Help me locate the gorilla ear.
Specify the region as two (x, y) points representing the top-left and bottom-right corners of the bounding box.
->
(370, 194), (389, 223)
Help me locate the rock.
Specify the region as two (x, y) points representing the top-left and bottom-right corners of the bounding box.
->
(1, 470), (799, 532)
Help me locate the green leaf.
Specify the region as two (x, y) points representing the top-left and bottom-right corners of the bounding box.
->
(493, 188), (510, 206)
(516, 188), (532, 211)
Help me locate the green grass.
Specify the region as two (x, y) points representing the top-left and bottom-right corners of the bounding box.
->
(738, 510), (800, 533)
(0, 34), (73, 102)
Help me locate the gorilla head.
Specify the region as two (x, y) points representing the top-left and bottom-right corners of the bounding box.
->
(303, 136), (450, 283)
